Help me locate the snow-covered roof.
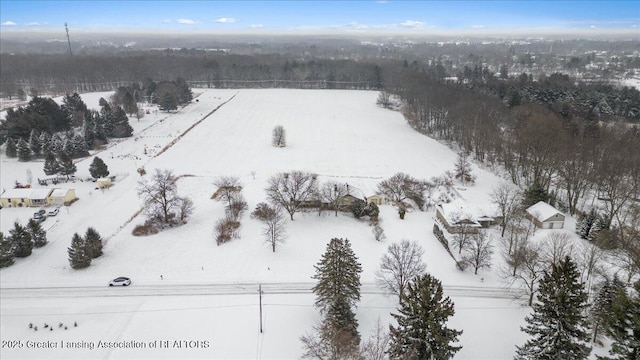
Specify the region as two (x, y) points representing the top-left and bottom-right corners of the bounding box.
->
(30, 189), (54, 199)
(437, 198), (494, 228)
(1, 188), (33, 199)
(0, 188), (53, 199)
(50, 188), (72, 197)
(526, 201), (564, 222)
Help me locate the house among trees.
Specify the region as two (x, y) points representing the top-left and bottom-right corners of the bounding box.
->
(435, 199), (495, 233)
(0, 188), (76, 208)
(525, 201), (565, 229)
(0, 188), (53, 208)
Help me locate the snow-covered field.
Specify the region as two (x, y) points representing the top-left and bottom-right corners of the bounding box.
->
(0, 89), (600, 359)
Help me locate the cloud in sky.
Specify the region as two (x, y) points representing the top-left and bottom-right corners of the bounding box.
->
(25, 22), (47, 26)
(162, 19), (172, 24)
(249, 24), (264, 28)
(471, 24), (486, 29)
(176, 18), (199, 24)
(400, 20), (426, 29)
(215, 18), (237, 23)
(2, 21), (17, 26)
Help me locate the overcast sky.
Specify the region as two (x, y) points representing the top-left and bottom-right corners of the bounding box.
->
(1, 0), (638, 35)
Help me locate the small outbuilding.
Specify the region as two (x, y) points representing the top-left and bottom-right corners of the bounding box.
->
(96, 178), (112, 189)
(525, 201), (565, 229)
(366, 194), (387, 206)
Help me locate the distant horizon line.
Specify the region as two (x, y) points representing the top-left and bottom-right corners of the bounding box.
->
(1, 27), (638, 40)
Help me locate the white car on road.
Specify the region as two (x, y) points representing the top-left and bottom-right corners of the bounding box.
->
(108, 277), (131, 286)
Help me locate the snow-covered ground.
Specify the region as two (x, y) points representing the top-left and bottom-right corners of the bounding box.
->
(0, 89), (603, 359)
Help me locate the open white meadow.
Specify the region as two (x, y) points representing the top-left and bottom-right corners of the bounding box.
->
(0, 89), (604, 359)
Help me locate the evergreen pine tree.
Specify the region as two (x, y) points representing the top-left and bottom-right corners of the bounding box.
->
(388, 273), (462, 359)
(312, 238), (363, 312)
(578, 209), (597, 239)
(9, 221), (33, 258)
(110, 107), (133, 138)
(43, 151), (61, 176)
(17, 137), (32, 161)
(57, 151), (77, 179)
(590, 277), (626, 344)
(588, 217), (603, 243)
(523, 182), (549, 208)
(39, 132), (52, 154)
(84, 227), (103, 258)
(515, 256), (591, 360)
(82, 110), (96, 149)
(69, 134), (89, 158)
(89, 157), (109, 179)
(49, 134), (64, 153)
(304, 238), (363, 358)
(600, 281), (640, 360)
(158, 91), (178, 112)
(28, 129), (42, 157)
(27, 219), (47, 248)
(5, 137), (17, 157)
(0, 232), (15, 268)
(68, 233), (91, 269)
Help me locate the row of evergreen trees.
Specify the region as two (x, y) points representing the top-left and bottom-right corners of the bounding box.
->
(303, 237), (463, 359)
(0, 220), (48, 268)
(68, 228), (103, 270)
(304, 238), (638, 359)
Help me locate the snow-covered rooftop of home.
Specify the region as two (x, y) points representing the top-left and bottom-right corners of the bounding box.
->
(526, 201), (563, 222)
(437, 198), (495, 226)
(0, 188), (52, 199)
(50, 188), (72, 197)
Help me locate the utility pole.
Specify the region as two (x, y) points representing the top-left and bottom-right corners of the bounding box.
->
(258, 284), (263, 333)
(65, 22), (72, 56)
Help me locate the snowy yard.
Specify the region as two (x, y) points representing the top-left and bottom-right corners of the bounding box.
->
(0, 89), (604, 359)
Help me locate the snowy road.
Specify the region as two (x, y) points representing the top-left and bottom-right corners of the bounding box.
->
(0, 282), (520, 299)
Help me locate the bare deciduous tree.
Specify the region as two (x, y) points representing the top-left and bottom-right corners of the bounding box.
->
(506, 241), (547, 306)
(453, 151), (474, 185)
(251, 202), (287, 252)
(266, 171), (317, 220)
(463, 231), (494, 275)
(272, 125), (286, 147)
(377, 173), (429, 210)
(359, 317), (389, 360)
(491, 182), (523, 238)
(540, 232), (574, 267)
(137, 169), (183, 227)
(375, 240), (426, 301)
(226, 194), (248, 221)
(177, 196), (194, 223)
(320, 182), (348, 216)
(450, 211), (475, 255)
(212, 176), (242, 208)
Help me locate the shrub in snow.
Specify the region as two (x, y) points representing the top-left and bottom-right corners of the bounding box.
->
(214, 218), (240, 246)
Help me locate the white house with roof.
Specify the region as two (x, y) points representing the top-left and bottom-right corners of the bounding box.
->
(0, 188), (53, 208)
(435, 198), (496, 233)
(525, 201), (565, 229)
